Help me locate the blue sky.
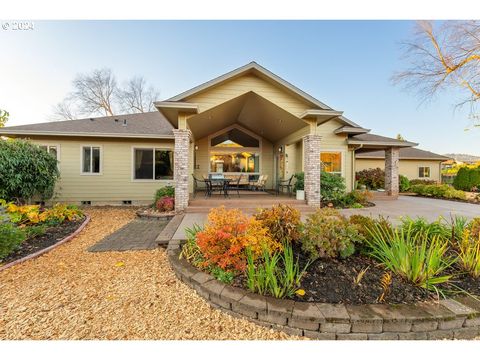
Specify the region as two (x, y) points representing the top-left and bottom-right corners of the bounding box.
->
(1, 20), (478, 155)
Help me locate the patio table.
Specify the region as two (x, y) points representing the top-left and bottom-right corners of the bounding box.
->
(209, 178), (231, 198)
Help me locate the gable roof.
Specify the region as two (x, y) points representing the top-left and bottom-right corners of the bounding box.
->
(355, 148), (451, 161)
(161, 61), (362, 128)
(0, 112), (174, 139)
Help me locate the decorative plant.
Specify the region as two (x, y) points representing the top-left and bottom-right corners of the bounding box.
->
(409, 184), (466, 200)
(195, 207), (281, 272)
(457, 230), (480, 278)
(400, 216), (451, 242)
(320, 171), (346, 204)
(399, 175), (411, 192)
(0, 222), (26, 260)
(364, 222), (455, 291)
(293, 172), (304, 192)
(301, 208), (364, 260)
(179, 224), (204, 267)
(154, 186), (175, 203)
(155, 196), (175, 212)
(255, 204), (302, 244)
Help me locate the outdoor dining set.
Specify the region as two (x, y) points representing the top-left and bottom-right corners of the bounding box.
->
(191, 173), (296, 198)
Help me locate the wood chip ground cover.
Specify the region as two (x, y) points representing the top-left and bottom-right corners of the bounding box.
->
(0, 207), (297, 340)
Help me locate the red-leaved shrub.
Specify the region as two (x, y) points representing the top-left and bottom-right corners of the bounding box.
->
(155, 196), (175, 212)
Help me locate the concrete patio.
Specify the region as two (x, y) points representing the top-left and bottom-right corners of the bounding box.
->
(172, 195), (480, 240)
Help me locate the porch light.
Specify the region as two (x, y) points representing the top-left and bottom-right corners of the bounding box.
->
(278, 146), (283, 153)
(194, 145), (199, 151)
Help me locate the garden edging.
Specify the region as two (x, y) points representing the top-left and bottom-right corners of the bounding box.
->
(167, 243), (480, 340)
(0, 215), (91, 272)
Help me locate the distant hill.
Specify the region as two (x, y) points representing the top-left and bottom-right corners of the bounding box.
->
(444, 153), (480, 163)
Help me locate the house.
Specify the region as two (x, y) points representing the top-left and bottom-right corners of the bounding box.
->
(0, 61), (422, 210)
(355, 148), (451, 183)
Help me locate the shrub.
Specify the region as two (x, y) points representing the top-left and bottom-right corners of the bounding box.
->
(154, 186), (175, 203)
(245, 242), (308, 298)
(155, 196), (175, 212)
(457, 230), (480, 278)
(210, 266), (235, 284)
(0, 200), (83, 226)
(364, 222), (455, 291)
(0, 223), (26, 260)
(470, 218), (480, 239)
(320, 172), (346, 203)
(399, 175), (410, 192)
(400, 216), (450, 242)
(349, 215), (392, 238)
(255, 204), (302, 244)
(409, 184), (466, 200)
(338, 189), (372, 208)
(453, 167), (480, 191)
(0, 139), (60, 204)
(356, 168), (385, 190)
(302, 208), (364, 260)
(293, 172), (304, 191)
(410, 179), (437, 186)
(195, 207), (281, 272)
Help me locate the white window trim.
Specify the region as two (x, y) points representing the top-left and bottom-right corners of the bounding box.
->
(39, 144), (61, 161)
(320, 149), (346, 178)
(418, 166), (431, 179)
(80, 145), (103, 176)
(207, 124), (262, 175)
(131, 146), (174, 182)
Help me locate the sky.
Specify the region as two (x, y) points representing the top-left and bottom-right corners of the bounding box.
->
(0, 20), (479, 155)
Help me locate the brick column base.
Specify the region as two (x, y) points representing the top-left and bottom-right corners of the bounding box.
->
(385, 147), (400, 198)
(173, 129), (192, 212)
(303, 134), (321, 206)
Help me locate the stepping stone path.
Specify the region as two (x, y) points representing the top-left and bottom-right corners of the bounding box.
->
(89, 218), (168, 252)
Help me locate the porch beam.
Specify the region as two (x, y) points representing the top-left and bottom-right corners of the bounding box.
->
(303, 133), (322, 206)
(173, 127), (192, 212)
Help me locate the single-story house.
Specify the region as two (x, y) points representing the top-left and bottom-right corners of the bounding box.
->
(355, 148), (451, 183)
(1, 61), (429, 210)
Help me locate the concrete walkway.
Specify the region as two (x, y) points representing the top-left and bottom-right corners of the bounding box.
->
(172, 196), (480, 240)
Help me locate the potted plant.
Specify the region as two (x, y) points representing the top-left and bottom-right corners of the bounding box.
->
(294, 172), (305, 200)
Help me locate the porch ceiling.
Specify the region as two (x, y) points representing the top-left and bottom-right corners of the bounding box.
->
(186, 92), (308, 142)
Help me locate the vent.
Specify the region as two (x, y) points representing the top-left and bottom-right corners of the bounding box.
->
(81, 200), (92, 205)
(122, 200), (132, 205)
(114, 118), (119, 122)
(123, 119), (127, 126)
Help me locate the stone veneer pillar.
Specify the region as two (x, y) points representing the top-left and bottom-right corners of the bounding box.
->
(173, 129), (192, 212)
(385, 147), (400, 198)
(303, 134), (322, 206)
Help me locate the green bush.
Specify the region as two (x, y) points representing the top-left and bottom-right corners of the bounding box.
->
(0, 139), (59, 204)
(301, 208), (364, 260)
(154, 186), (175, 203)
(453, 167), (480, 191)
(410, 179), (437, 186)
(255, 204), (302, 244)
(410, 184), (466, 200)
(0, 223), (26, 260)
(356, 168), (385, 190)
(293, 172), (304, 191)
(338, 189), (372, 208)
(399, 175), (410, 192)
(320, 171), (346, 203)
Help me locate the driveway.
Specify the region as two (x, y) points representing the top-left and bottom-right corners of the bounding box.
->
(173, 196), (480, 239)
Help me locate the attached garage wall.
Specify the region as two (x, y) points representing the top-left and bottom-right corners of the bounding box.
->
(28, 136), (175, 205)
(355, 158), (443, 183)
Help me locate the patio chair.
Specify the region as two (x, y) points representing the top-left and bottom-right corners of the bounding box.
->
(251, 175), (268, 192)
(228, 174), (243, 198)
(192, 174), (211, 198)
(276, 175), (295, 196)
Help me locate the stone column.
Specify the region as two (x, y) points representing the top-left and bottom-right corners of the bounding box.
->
(303, 134), (321, 206)
(173, 129), (192, 212)
(385, 147), (400, 198)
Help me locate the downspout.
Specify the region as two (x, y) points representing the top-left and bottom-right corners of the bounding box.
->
(351, 144), (363, 190)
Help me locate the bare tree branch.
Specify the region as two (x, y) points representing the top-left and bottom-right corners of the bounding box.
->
(116, 76), (159, 113)
(50, 98), (79, 121)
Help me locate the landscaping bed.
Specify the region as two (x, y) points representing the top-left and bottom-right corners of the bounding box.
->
(0, 217), (86, 266)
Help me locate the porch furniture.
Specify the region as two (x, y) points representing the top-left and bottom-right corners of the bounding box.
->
(192, 174), (210, 198)
(251, 175), (268, 192)
(208, 174), (232, 198)
(228, 174), (243, 197)
(276, 175), (295, 196)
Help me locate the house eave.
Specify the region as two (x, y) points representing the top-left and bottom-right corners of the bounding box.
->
(0, 129), (175, 140)
(348, 140), (418, 148)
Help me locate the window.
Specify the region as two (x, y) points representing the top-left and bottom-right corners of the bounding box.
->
(321, 152), (342, 175)
(39, 145), (59, 160)
(209, 152), (260, 173)
(134, 148), (174, 180)
(82, 146), (101, 174)
(419, 166), (431, 178)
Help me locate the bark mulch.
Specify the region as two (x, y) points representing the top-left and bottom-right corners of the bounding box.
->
(0, 207), (297, 340)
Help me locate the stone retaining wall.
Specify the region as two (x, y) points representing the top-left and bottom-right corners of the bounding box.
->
(167, 244), (480, 340)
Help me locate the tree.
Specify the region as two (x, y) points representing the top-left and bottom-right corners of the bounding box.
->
(0, 139), (60, 204)
(53, 69), (160, 120)
(396, 133), (405, 141)
(0, 109), (9, 127)
(393, 21), (480, 126)
(117, 76), (159, 113)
